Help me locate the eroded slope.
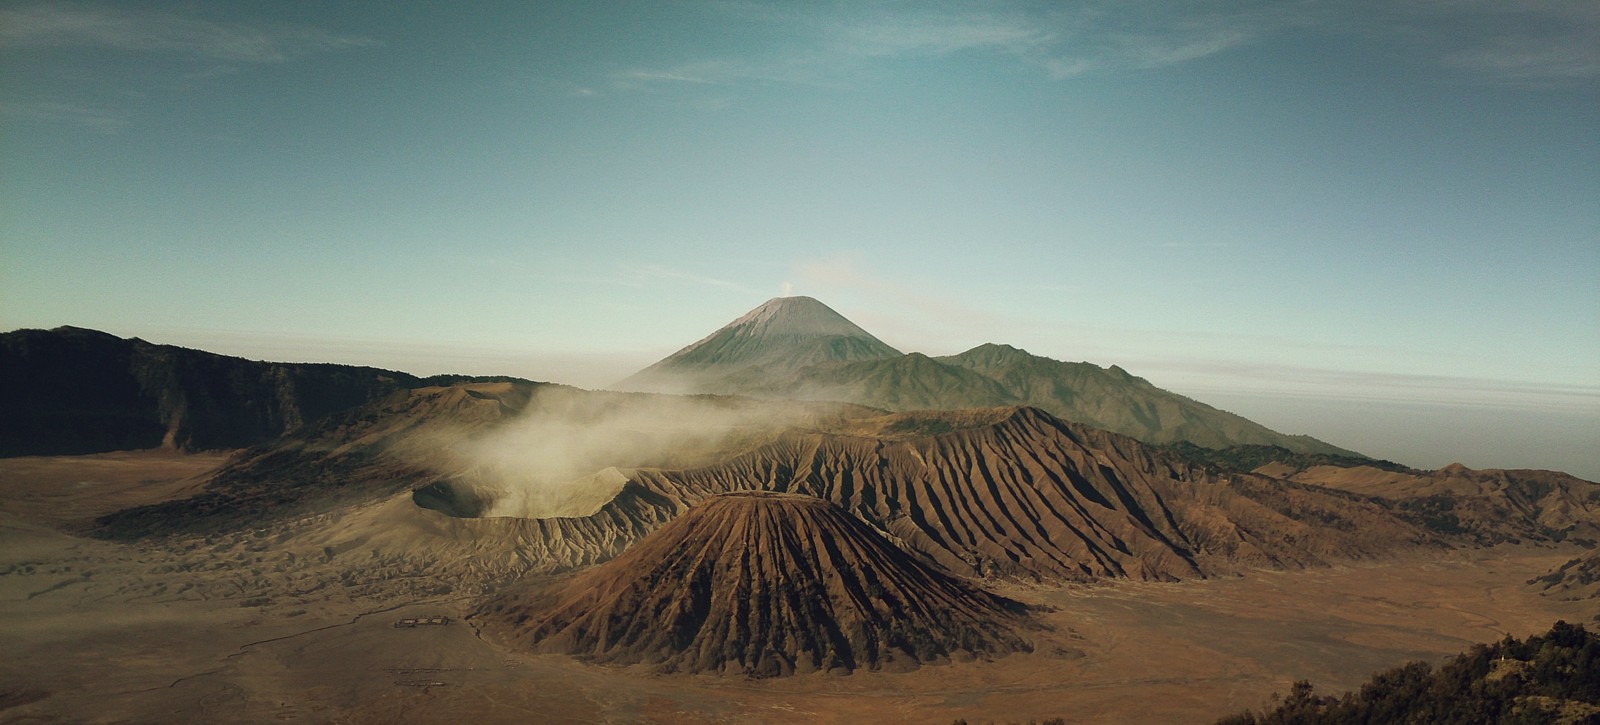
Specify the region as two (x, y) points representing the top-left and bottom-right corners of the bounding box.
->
(478, 492), (1034, 676)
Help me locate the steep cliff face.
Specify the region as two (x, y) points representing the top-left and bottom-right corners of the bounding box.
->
(1, 327), (166, 454)
(478, 492), (1034, 676)
(0, 326), (477, 456)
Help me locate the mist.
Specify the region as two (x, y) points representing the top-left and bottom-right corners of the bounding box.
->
(434, 388), (822, 519)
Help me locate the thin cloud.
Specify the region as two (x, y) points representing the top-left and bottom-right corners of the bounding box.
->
(611, 56), (829, 91)
(618, 3), (1294, 89)
(615, 1), (1597, 89)
(1442, 37), (1600, 82)
(834, 13), (1055, 58)
(0, 100), (126, 131)
(619, 69), (722, 85)
(0, 4), (379, 63)
(1347, 0), (1600, 83)
(622, 264), (760, 295)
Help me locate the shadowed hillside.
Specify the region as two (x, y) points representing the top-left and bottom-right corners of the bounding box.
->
(0, 326), (524, 457)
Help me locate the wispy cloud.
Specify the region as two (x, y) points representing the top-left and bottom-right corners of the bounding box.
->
(833, 13), (1055, 58)
(0, 4), (378, 63)
(611, 55), (830, 92)
(613, 1), (1598, 90)
(619, 69), (722, 85)
(1343, 0), (1600, 83)
(613, 3), (1297, 90)
(618, 264), (760, 295)
(1, 5), (378, 132)
(0, 100), (126, 131)
(1441, 35), (1600, 82)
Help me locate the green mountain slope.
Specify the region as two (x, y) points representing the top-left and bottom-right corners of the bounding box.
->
(618, 299), (1357, 456)
(616, 296), (901, 393)
(936, 344), (1356, 455)
(778, 352), (1018, 411)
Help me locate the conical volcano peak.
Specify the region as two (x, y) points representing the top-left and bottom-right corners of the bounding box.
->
(722, 296), (878, 340)
(615, 296), (902, 392)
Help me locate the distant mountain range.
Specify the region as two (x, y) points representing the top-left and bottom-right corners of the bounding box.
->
(5, 299), (1353, 460)
(618, 296), (1355, 456)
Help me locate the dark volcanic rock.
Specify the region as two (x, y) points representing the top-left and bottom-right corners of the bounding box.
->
(479, 491), (1034, 676)
(0, 326), (513, 457)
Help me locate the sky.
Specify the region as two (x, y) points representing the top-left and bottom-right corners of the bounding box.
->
(2, 1), (1596, 479)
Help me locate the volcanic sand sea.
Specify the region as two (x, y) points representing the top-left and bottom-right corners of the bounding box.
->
(0, 452), (1592, 724)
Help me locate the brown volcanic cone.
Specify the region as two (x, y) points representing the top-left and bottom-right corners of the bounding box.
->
(479, 491), (1033, 677)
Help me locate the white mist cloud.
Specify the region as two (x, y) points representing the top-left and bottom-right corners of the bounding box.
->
(610, 1), (1597, 89)
(439, 388), (818, 518)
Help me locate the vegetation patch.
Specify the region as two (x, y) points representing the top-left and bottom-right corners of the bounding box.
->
(1216, 621), (1600, 724)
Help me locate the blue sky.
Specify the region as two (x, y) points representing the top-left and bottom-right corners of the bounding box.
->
(3, 2), (1596, 478)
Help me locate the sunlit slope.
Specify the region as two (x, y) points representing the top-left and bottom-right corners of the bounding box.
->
(1285, 462), (1600, 544)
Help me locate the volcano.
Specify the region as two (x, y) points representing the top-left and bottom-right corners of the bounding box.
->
(616, 296), (902, 393)
(478, 491), (1034, 677)
(616, 297), (1356, 455)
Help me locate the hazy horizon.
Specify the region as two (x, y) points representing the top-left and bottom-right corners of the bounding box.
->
(3, 2), (1596, 479)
